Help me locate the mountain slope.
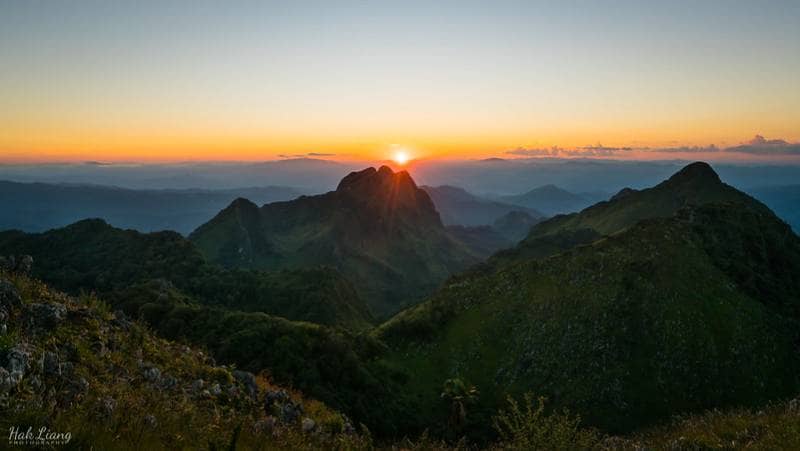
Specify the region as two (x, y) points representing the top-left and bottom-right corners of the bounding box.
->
(421, 185), (543, 227)
(0, 219), (373, 330)
(190, 166), (479, 317)
(0, 269), (367, 450)
(500, 184), (591, 216)
(495, 162), (775, 266)
(491, 210), (540, 242)
(378, 162), (800, 438)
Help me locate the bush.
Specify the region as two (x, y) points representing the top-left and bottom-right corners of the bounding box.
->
(492, 393), (601, 450)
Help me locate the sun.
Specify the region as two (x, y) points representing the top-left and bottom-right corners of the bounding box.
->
(393, 150), (410, 165)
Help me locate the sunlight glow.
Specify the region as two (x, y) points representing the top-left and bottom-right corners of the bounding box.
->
(393, 150), (410, 165)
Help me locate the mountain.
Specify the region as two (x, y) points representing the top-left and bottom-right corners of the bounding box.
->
(5, 266), (799, 449)
(494, 162), (775, 266)
(421, 185), (543, 227)
(0, 267), (368, 449)
(445, 225), (514, 258)
(491, 210), (540, 242)
(0, 219), (373, 330)
(190, 166), (479, 317)
(500, 184), (591, 216)
(0, 180), (304, 234)
(378, 162), (800, 438)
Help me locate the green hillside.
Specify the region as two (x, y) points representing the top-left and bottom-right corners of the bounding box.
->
(190, 166), (479, 317)
(0, 271), (368, 450)
(0, 219), (373, 330)
(378, 163), (800, 439)
(493, 162), (775, 266)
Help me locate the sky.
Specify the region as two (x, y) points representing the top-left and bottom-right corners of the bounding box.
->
(1, 0), (799, 163)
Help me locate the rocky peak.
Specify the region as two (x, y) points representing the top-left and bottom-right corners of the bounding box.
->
(665, 161), (721, 186)
(337, 166), (417, 193)
(336, 166), (440, 224)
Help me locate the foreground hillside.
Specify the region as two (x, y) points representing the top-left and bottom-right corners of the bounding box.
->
(0, 267), (367, 450)
(379, 163), (800, 439)
(191, 166), (479, 316)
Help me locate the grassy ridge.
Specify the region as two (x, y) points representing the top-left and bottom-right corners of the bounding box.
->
(379, 202), (800, 439)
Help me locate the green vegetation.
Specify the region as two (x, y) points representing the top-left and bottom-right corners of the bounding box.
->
(107, 279), (413, 437)
(0, 272), (370, 450)
(0, 219), (373, 330)
(190, 167), (479, 317)
(499, 162), (772, 266)
(492, 393), (602, 450)
(2, 162), (800, 450)
(377, 163), (800, 440)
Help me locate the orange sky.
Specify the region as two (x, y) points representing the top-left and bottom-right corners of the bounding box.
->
(2, 2), (799, 164)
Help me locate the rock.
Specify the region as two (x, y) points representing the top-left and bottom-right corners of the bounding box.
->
(280, 402), (303, 424)
(144, 414), (158, 428)
(0, 256), (14, 272)
(101, 397), (116, 417)
(210, 383), (222, 396)
(192, 379), (205, 392)
(60, 361), (74, 377)
(112, 310), (132, 329)
(29, 375), (42, 391)
(343, 418), (356, 435)
(253, 416), (277, 434)
(233, 370), (259, 398)
(90, 340), (107, 357)
(27, 303), (67, 330)
(301, 417), (316, 433)
(143, 366), (161, 383)
(0, 279), (21, 309)
(6, 346), (30, 375)
(265, 389), (290, 406)
(17, 255), (33, 275)
(0, 367), (16, 393)
(43, 351), (60, 376)
(63, 343), (80, 363)
(0, 255), (33, 274)
(160, 374), (177, 390)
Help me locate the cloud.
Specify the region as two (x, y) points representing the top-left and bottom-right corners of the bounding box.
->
(651, 136), (800, 156)
(505, 144), (635, 157)
(504, 136), (800, 159)
(278, 152), (337, 158)
(505, 147), (561, 157)
(724, 135), (800, 155)
(652, 144), (720, 153)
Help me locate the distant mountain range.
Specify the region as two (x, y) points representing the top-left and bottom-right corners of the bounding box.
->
(0, 180), (304, 234)
(747, 185), (800, 232)
(420, 185), (543, 226)
(190, 166), (480, 317)
(379, 162), (800, 437)
(499, 184), (594, 216)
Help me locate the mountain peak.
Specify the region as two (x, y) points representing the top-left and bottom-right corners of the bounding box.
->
(336, 166), (418, 194)
(666, 161), (721, 185)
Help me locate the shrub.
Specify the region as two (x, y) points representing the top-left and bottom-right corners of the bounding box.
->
(492, 393), (601, 450)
